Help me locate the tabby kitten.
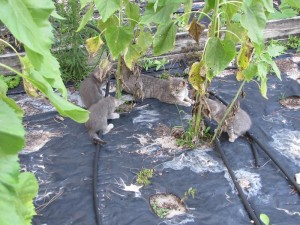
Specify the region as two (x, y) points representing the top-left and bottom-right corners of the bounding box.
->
(85, 96), (122, 144)
(122, 72), (193, 107)
(79, 60), (112, 108)
(207, 99), (252, 142)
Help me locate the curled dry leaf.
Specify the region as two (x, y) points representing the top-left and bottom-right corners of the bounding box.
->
(188, 19), (205, 44)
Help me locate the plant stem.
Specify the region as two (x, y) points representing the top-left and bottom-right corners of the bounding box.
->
(116, 55), (122, 99)
(212, 0), (220, 38)
(210, 80), (246, 143)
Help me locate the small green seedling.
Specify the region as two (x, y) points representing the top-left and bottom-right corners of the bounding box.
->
(151, 203), (170, 218)
(140, 57), (169, 71)
(181, 187), (197, 202)
(136, 168), (154, 186)
(287, 35), (300, 52)
(0, 75), (21, 89)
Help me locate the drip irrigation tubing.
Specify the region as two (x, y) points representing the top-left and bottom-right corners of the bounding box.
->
(214, 139), (262, 225)
(247, 132), (300, 193)
(250, 140), (260, 168)
(93, 144), (101, 225)
(208, 91), (300, 194)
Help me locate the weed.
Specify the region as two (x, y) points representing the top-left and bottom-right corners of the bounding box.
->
(151, 203), (169, 218)
(260, 213), (273, 225)
(287, 35), (300, 52)
(181, 187), (198, 202)
(139, 57), (169, 71)
(0, 75), (21, 89)
(158, 71), (170, 80)
(136, 168), (154, 186)
(52, 0), (101, 86)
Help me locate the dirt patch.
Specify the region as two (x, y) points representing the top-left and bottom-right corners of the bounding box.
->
(150, 193), (187, 219)
(23, 130), (62, 153)
(279, 95), (300, 110)
(276, 58), (300, 84)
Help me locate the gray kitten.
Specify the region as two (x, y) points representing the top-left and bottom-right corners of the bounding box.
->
(79, 60), (112, 108)
(85, 96), (122, 144)
(122, 72), (193, 107)
(207, 99), (252, 142)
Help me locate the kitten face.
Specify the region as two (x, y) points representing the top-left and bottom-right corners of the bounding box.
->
(170, 79), (187, 96)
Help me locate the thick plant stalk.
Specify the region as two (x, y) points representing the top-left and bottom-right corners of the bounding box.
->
(116, 55), (122, 99)
(211, 80), (246, 142)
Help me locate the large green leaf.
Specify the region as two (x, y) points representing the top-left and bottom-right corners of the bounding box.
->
(124, 31), (153, 69)
(0, 0), (67, 97)
(183, 0), (193, 25)
(0, 100), (25, 154)
(95, 0), (121, 22)
(153, 21), (177, 55)
(286, 0), (300, 8)
(98, 16), (119, 31)
(0, 155), (38, 225)
(261, 0), (274, 13)
(105, 26), (134, 58)
(241, 0), (267, 45)
(20, 57), (89, 123)
(80, 0), (92, 9)
(0, 77), (8, 95)
(140, 3), (179, 25)
(125, 1), (140, 27)
(204, 38), (236, 80)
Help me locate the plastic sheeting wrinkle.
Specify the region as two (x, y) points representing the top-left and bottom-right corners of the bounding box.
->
(270, 129), (300, 167)
(161, 148), (224, 174)
(115, 178), (142, 198)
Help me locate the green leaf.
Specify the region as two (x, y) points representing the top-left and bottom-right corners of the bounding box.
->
(80, 0), (92, 9)
(140, 3), (179, 25)
(260, 214), (270, 225)
(0, 155), (38, 225)
(51, 10), (65, 20)
(0, 99), (25, 154)
(95, 0), (121, 22)
(286, 0), (300, 9)
(125, 2), (140, 27)
(77, 5), (94, 32)
(260, 76), (268, 99)
(243, 63), (258, 82)
(0, 77), (8, 95)
(241, 0), (267, 44)
(21, 57), (89, 123)
(261, 0), (274, 13)
(98, 16), (119, 31)
(268, 7), (298, 20)
(183, 0), (193, 25)
(198, 0), (215, 21)
(266, 44), (286, 58)
(105, 26), (134, 59)
(223, 0), (243, 21)
(124, 32), (153, 69)
(0, 96), (24, 119)
(153, 21), (177, 55)
(204, 38), (236, 80)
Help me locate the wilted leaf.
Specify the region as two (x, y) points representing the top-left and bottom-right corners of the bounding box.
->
(23, 79), (39, 98)
(153, 21), (176, 55)
(105, 26), (134, 59)
(86, 35), (104, 56)
(188, 19), (205, 43)
(189, 61), (206, 95)
(236, 71), (245, 81)
(260, 76), (268, 99)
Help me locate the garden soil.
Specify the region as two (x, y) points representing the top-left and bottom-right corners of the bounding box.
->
(19, 54), (300, 225)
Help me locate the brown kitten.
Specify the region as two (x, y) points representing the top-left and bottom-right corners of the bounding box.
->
(122, 72), (193, 107)
(79, 60), (112, 108)
(85, 96), (122, 144)
(207, 99), (252, 142)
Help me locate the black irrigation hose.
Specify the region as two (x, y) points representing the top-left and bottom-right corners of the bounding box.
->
(250, 140), (260, 168)
(208, 91), (300, 193)
(93, 144), (101, 225)
(247, 132), (300, 193)
(214, 139), (262, 225)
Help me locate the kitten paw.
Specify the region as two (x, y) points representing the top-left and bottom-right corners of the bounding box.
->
(93, 137), (107, 145)
(109, 113), (120, 119)
(103, 123), (114, 134)
(180, 102), (191, 107)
